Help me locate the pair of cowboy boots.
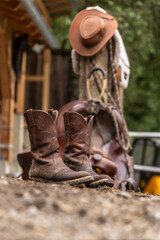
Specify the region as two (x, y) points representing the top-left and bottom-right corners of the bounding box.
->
(18, 109), (113, 187)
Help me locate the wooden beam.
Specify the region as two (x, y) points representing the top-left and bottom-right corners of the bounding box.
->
(0, 24), (15, 162)
(25, 21), (35, 29)
(48, 4), (70, 13)
(13, 3), (24, 12)
(0, 0), (19, 9)
(0, 27), (10, 98)
(0, 3), (42, 37)
(34, 0), (52, 26)
(42, 48), (51, 111)
(0, 8), (30, 24)
(0, 2), (25, 18)
(7, 18), (42, 39)
(26, 75), (44, 82)
(0, 12), (5, 28)
(0, 98), (14, 162)
(45, 0), (68, 7)
(20, 12), (30, 21)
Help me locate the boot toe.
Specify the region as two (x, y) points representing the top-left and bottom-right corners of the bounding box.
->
(62, 170), (94, 185)
(53, 167), (94, 185)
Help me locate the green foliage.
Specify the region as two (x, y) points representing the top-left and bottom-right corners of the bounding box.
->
(52, 0), (160, 131)
(52, 16), (71, 49)
(52, 9), (78, 50)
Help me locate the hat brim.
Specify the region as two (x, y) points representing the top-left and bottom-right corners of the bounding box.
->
(69, 9), (118, 57)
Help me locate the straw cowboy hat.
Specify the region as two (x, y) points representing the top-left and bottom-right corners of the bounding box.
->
(69, 7), (118, 57)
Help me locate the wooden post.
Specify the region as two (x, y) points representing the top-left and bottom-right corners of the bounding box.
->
(1, 98), (14, 162)
(42, 48), (51, 111)
(16, 51), (27, 113)
(22, 48), (51, 112)
(0, 24), (15, 163)
(119, 87), (124, 112)
(78, 46), (108, 102)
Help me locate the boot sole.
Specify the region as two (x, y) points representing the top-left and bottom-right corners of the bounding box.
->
(29, 176), (94, 185)
(88, 178), (114, 188)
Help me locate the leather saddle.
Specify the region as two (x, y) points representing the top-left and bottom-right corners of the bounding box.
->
(57, 99), (137, 191)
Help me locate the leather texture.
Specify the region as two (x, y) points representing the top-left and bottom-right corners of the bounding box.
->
(63, 111), (114, 187)
(23, 109), (94, 185)
(57, 100), (137, 191)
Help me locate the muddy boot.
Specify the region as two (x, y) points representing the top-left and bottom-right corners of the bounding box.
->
(63, 112), (114, 187)
(24, 109), (94, 185)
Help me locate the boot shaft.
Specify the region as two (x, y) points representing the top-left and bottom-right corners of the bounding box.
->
(24, 109), (59, 157)
(63, 112), (93, 153)
(63, 112), (94, 168)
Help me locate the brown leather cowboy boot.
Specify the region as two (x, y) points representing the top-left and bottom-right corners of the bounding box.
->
(63, 112), (114, 187)
(24, 109), (94, 185)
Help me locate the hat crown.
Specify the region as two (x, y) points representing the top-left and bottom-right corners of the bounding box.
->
(80, 16), (105, 46)
(69, 9), (118, 56)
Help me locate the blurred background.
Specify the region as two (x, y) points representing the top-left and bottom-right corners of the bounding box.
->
(0, 0), (160, 193)
(52, 0), (160, 132)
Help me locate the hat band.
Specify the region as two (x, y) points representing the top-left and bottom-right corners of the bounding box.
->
(80, 28), (106, 47)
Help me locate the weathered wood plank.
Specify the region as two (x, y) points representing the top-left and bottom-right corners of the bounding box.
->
(0, 98), (14, 162)
(0, 23), (15, 162)
(48, 4), (70, 14)
(34, 0), (52, 25)
(16, 52), (27, 114)
(26, 75), (44, 82)
(0, 27), (10, 98)
(42, 48), (51, 111)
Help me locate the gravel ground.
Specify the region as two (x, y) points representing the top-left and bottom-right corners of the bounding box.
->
(0, 176), (160, 240)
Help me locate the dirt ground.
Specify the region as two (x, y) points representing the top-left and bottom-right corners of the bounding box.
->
(0, 177), (160, 240)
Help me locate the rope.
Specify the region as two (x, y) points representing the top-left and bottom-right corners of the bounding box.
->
(108, 38), (131, 152)
(107, 39), (132, 177)
(79, 37), (133, 183)
(108, 38), (121, 110)
(82, 38), (131, 151)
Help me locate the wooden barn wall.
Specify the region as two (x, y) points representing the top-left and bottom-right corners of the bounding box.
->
(50, 51), (78, 109)
(25, 50), (43, 110)
(25, 50), (79, 111)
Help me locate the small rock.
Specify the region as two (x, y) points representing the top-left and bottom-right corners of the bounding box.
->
(8, 208), (18, 217)
(97, 216), (106, 224)
(52, 202), (60, 211)
(23, 192), (35, 206)
(52, 201), (72, 213)
(15, 192), (23, 198)
(154, 212), (160, 220)
(117, 191), (132, 199)
(24, 222), (34, 229)
(26, 206), (39, 217)
(140, 197), (146, 202)
(34, 189), (42, 196)
(150, 196), (160, 201)
(0, 179), (8, 185)
(78, 208), (87, 217)
(51, 184), (58, 187)
(35, 199), (46, 209)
